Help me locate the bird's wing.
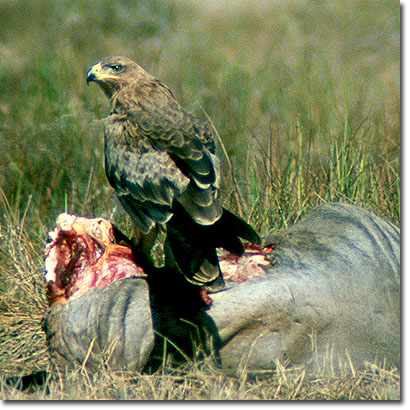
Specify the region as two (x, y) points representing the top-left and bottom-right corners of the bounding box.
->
(117, 91), (223, 225)
(121, 87), (217, 189)
(105, 119), (190, 234)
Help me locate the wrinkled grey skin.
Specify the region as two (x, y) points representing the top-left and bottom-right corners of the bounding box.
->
(44, 203), (400, 374)
(45, 279), (154, 372)
(204, 202), (400, 374)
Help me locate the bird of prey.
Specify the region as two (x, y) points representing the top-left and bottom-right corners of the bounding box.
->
(86, 56), (260, 289)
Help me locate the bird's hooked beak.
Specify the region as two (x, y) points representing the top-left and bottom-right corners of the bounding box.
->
(86, 62), (102, 86)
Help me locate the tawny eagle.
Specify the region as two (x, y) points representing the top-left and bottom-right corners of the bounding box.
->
(87, 56), (260, 289)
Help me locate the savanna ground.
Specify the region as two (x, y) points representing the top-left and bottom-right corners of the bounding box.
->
(0, 0), (400, 400)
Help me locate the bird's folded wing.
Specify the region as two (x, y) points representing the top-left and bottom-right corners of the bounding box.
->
(127, 102), (218, 190)
(106, 130), (190, 233)
(111, 90), (223, 228)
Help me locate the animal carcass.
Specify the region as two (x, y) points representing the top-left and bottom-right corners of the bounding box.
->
(43, 203), (400, 374)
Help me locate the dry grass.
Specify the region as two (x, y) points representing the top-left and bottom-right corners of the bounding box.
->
(0, 359), (401, 400)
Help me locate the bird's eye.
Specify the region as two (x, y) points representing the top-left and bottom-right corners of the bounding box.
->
(110, 64), (124, 73)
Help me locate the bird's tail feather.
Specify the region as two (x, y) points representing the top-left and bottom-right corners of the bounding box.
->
(165, 226), (224, 289)
(170, 203), (261, 254)
(166, 203), (260, 287)
(215, 208), (261, 255)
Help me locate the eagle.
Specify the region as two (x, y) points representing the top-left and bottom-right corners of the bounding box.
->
(86, 56), (260, 290)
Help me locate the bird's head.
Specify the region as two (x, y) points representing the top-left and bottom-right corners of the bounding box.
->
(86, 56), (147, 99)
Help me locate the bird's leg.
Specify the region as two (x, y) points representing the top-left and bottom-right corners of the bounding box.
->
(132, 225), (161, 271)
(163, 236), (179, 270)
(139, 226), (159, 255)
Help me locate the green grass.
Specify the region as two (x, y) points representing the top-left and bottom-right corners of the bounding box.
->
(0, 0), (400, 400)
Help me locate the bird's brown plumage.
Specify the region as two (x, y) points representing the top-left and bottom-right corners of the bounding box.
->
(87, 56), (260, 287)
